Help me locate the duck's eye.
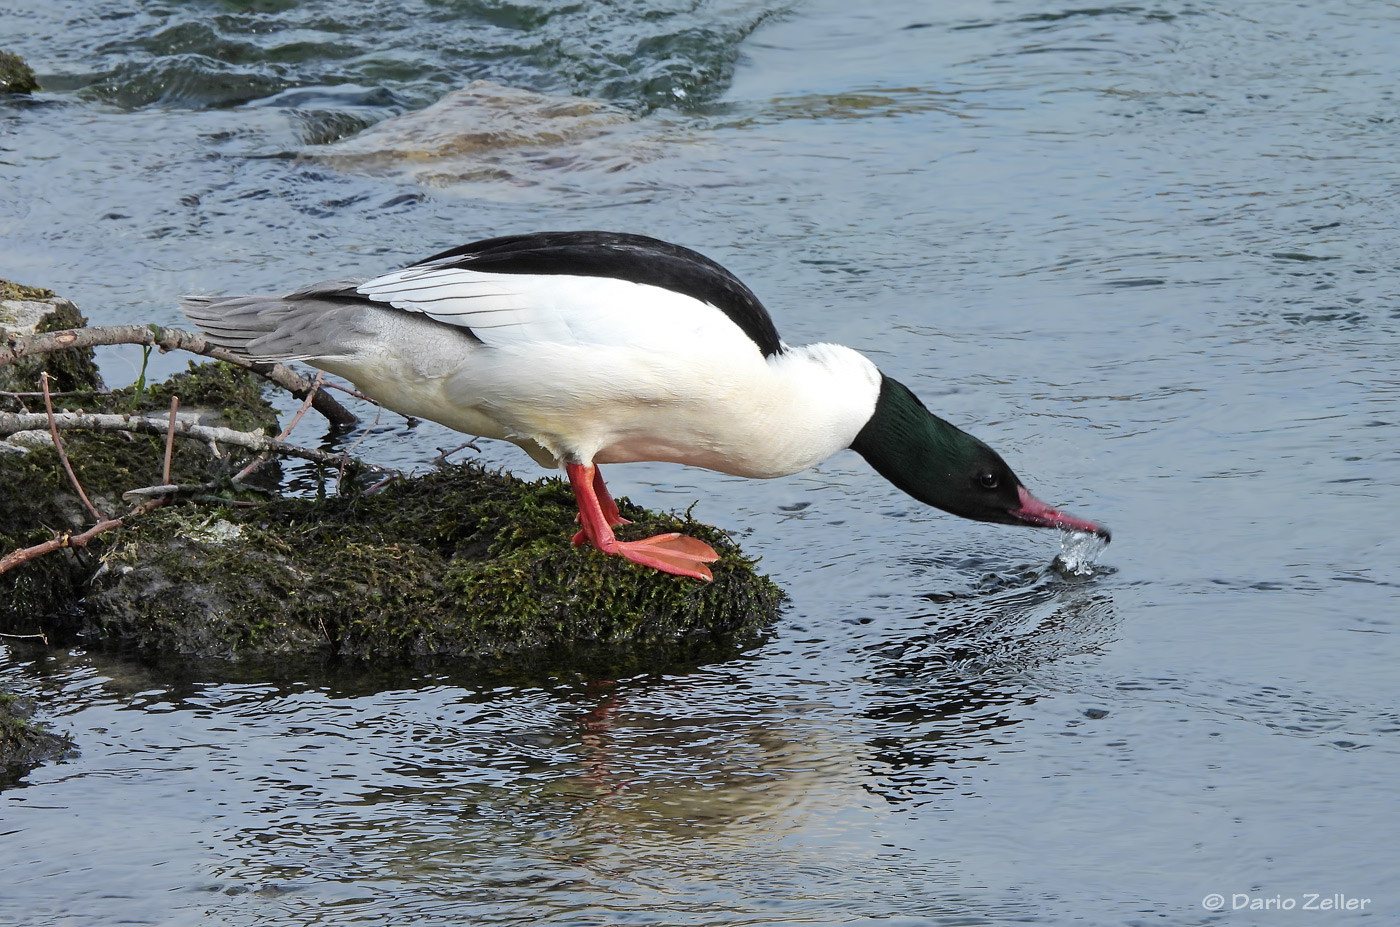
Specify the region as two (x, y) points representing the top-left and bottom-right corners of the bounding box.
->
(978, 472), (1000, 490)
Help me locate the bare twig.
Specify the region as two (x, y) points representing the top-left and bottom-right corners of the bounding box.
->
(162, 395), (179, 485)
(0, 630), (50, 644)
(42, 373), (105, 522)
(121, 481), (272, 504)
(0, 410), (397, 473)
(0, 324), (357, 427)
(363, 474), (398, 494)
(321, 380), (375, 403)
(279, 371), (323, 438)
(233, 371), (322, 483)
(433, 440), (482, 467)
(0, 498), (167, 576)
(1, 388), (114, 398)
(327, 401), (385, 492)
(122, 483), (202, 499)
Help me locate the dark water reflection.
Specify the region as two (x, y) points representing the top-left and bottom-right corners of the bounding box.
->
(4, 629), (1077, 924)
(0, 552), (1119, 922)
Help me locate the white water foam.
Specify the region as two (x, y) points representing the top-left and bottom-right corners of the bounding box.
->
(1053, 530), (1109, 576)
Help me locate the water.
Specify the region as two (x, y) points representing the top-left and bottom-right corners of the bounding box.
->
(3, 0), (1399, 924)
(1053, 530), (1108, 577)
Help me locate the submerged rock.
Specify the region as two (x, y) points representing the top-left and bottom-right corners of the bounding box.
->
(309, 80), (663, 191)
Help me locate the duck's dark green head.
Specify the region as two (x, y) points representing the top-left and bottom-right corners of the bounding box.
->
(850, 375), (1109, 540)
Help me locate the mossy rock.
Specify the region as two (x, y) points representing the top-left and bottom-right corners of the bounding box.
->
(0, 281), (103, 392)
(1, 362), (281, 621)
(0, 691), (75, 780)
(0, 51), (39, 95)
(0, 279), (54, 301)
(83, 462), (784, 673)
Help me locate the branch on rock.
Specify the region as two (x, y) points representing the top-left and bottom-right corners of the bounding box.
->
(0, 406), (398, 576)
(0, 324), (357, 427)
(0, 410), (397, 473)
(121, 481), (269, 502)
(0, 498), (168, 575)
(0, 630), (50, 643)
(42, 372), (106, 523)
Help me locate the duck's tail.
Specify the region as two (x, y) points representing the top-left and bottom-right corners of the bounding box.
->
(180, 279), (373, 362)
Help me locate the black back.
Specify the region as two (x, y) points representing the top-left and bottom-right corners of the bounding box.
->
(414, 231), (785, 357)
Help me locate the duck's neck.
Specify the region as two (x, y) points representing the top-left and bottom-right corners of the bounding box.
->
(849, 375), (993, 511)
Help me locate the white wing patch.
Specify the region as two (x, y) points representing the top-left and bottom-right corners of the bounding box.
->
(358, 267), (535, 334)
(356, 263), (758, 354)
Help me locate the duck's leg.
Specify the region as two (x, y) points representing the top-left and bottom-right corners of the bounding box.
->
(593, 466), (626, 528)
(566, 462), (720, 581)
(571, 465), (629, 546)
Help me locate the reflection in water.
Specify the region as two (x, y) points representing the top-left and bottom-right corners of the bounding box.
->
(2, 568), (1111, 923)
(860, 566), (1117, 807)
(180, 660), (1058, 922)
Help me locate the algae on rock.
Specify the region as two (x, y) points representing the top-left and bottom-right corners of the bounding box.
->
(86, 462), (784, 670)
(0, 281), (104, 393)
(0, 50), (39, 95)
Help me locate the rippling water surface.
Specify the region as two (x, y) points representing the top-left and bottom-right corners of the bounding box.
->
(3, 1), (1398, 924)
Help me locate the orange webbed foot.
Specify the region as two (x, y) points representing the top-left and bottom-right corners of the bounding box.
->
(566, 461), (718, 581)
(572, 515), (631, 548)
(612, 533), (720, 581)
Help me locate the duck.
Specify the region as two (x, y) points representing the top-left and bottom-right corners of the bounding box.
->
(182, 230), (1108, 581)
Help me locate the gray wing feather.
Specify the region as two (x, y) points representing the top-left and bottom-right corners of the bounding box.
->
(180, 279), (386, 362)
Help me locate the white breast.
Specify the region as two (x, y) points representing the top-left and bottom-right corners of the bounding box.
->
(592, 342), (882, 478)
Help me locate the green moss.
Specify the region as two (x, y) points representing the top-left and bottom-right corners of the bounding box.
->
(0, 278), (54, 301)
(1, 363), (281, 623)
(0, 51), (39, 95)
(84, 463), (785, 672)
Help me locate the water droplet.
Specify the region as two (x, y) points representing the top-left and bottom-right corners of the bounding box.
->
(1054, 530), (1108, 576)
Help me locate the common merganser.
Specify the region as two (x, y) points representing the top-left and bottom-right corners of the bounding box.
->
(183, 231), (1108, 581)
